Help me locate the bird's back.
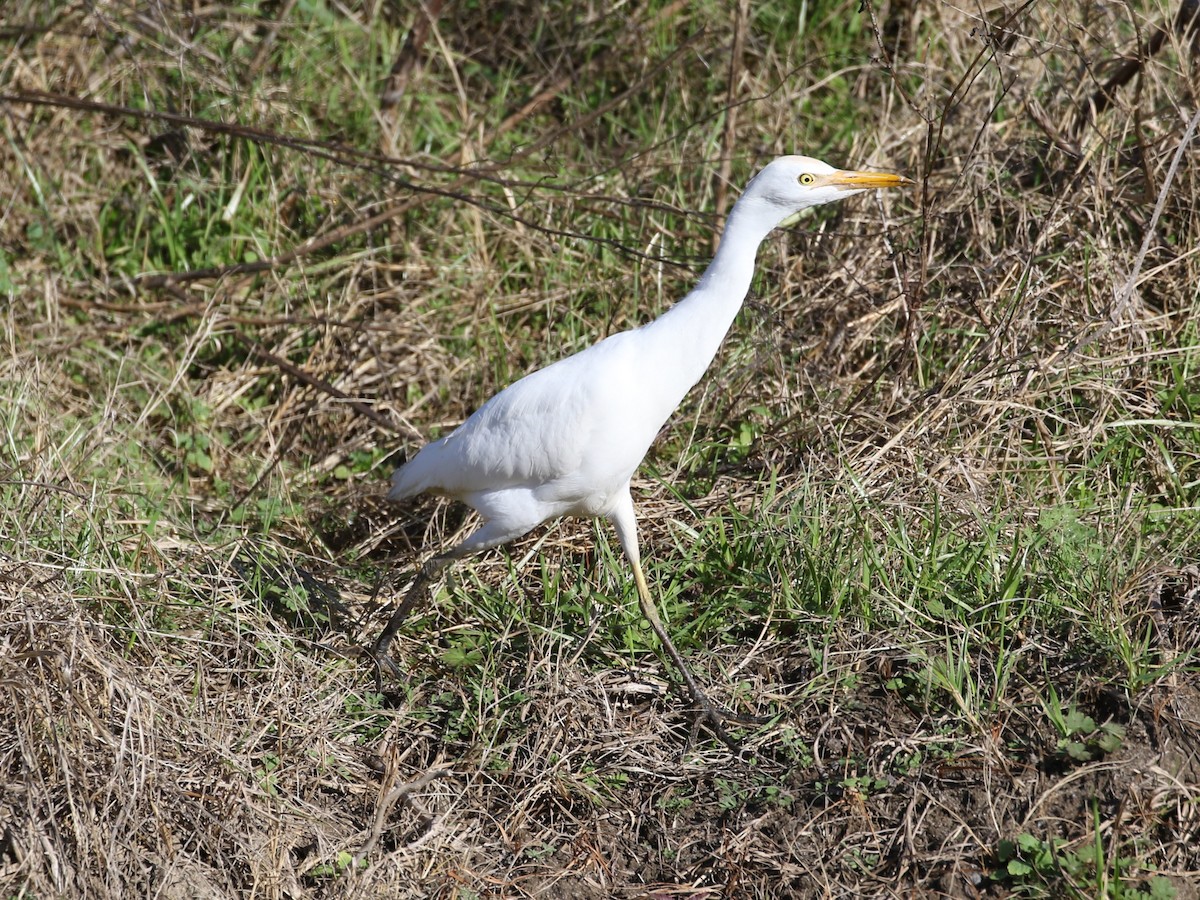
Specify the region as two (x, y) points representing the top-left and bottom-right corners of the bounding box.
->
(389, 324), (684, 511)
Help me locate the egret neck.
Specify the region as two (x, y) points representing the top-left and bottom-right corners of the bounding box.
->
(638, 190), (785, 412)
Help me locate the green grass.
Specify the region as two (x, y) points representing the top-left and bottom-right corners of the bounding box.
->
(3, 0), (1199, 897)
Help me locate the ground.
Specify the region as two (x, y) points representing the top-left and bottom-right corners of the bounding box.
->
(2, 1), (1200, 897)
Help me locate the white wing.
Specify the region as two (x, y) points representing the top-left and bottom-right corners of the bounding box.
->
(390, 329), (661, 503)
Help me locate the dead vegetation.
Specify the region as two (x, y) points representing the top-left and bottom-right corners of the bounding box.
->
(2, 0), (1200, 897)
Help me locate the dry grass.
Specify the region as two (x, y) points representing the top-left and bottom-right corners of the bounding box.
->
(2, 0), (1200, 897)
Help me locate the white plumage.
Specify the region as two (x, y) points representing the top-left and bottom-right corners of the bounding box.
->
(376, 155), (909, 743)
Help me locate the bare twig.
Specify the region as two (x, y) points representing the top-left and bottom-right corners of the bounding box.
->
(711, 0), (750, 253)
(381, 0), (446, 108)
(359, 765), (451, 859)
(1073, 0), (1200, 137)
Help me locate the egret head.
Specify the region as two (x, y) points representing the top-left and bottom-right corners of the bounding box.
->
(745, 155), (911, 219)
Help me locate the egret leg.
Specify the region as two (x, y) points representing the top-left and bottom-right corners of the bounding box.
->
(370, 550), (457, 669)
(609, 490), (738, 749)
(371, 519), (526, 679)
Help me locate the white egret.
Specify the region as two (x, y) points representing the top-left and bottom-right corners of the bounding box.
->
(374, 156), (909, 742)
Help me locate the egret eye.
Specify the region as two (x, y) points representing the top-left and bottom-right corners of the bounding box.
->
(798, 173), (816, 185)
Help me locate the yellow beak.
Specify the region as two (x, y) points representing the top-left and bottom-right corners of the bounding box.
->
(828, 170), (913, 190)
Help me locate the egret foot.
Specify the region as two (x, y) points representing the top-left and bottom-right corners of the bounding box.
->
(370, 546), (755, 752)
(369, 555), (452, 687)
(629, 557), (748, 752)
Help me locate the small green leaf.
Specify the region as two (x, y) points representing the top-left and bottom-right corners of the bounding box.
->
(189, 450), (214, 472)
(1148, 875), (1177, 899)
(1097, 724), (1125, 753)
(0, 248), (13, 294)
(1017, 833), (1043, 853)
(1063, 709), (1095, 734)
(442, 645), (482, 668)
(1065, 741), (1092, 761)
